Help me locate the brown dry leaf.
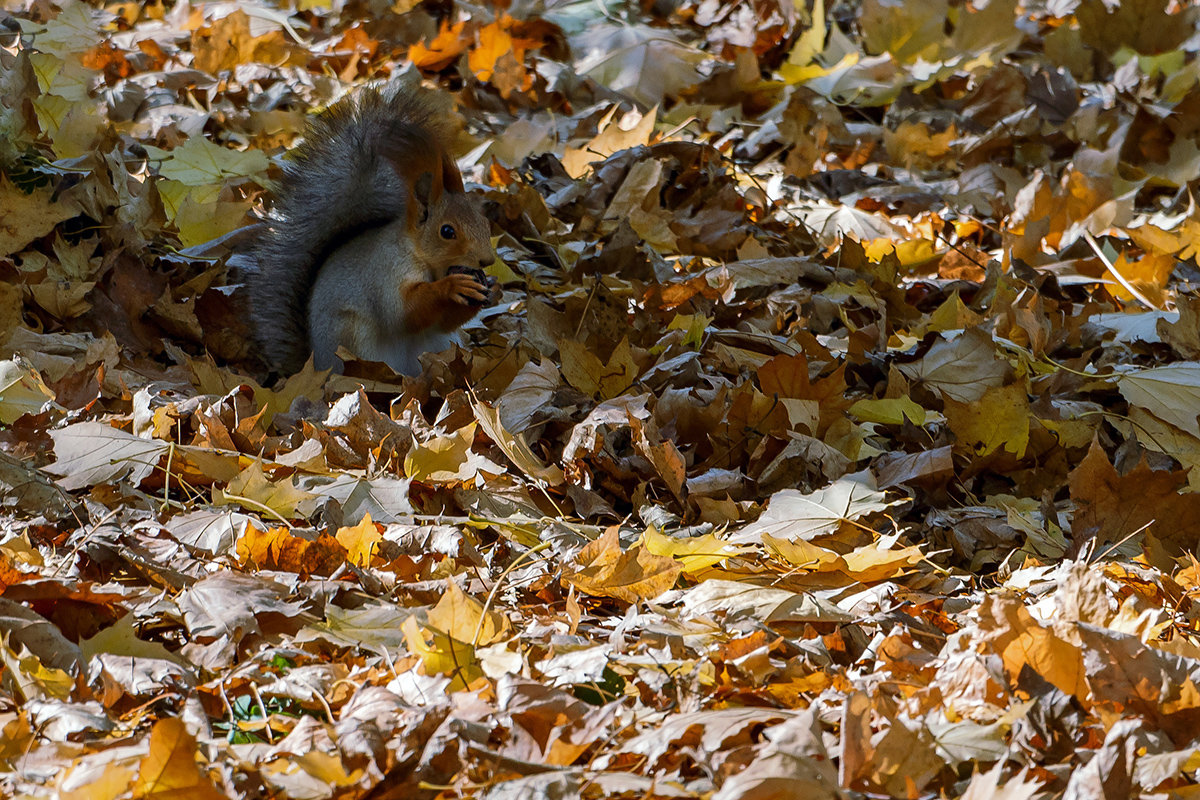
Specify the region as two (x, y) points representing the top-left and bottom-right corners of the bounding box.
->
(960, 763), (1042, 800)
(628, 412), (686, 502)
(765, 533), (922, 584)
(563, 527), (682, 603)
(862, 714), (944, 796)
(45, 422), (168, 490)
(0, 177), (83, 257)
(710, 709), (840, 800)
(897, 328), (1009, 403)
(558, 337), (638, 400)
(472, 398), (565, 484)
(731, 472), (899, 544)
(884, 121), (957, 170)
(14, 0), (1200, 793)
(190, 10), (303, 74)
(1069, 439), (1200, 553)
(1077, 623), (1200, 744)
(563, 105), (658, 178)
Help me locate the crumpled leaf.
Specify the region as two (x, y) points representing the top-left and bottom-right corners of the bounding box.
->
(563, 527), (682, 603)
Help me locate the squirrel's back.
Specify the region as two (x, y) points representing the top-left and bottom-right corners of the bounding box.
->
(246, 86), (483, 375)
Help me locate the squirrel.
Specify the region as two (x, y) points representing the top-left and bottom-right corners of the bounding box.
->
(245, 85), (495, 376)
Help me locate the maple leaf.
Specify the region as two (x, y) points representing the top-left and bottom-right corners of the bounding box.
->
(563, 527), (683, 603)
(132, 718), (225, 800)
(1068, 439), (1200, 554)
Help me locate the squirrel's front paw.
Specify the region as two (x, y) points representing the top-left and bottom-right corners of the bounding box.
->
(444, 268), (493, 307)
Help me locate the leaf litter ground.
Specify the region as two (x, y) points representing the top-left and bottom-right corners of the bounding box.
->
(3, 0), (1200, 798)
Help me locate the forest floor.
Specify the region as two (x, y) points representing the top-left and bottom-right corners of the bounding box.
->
(3, 0), (1200, 798)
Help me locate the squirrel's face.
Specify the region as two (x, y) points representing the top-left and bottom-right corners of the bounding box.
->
(412, 190), (494, 280)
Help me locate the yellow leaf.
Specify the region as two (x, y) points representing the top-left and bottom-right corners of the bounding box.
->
(763, 533), (844, 572)
(977, 593), (1087, 699)
(839, 539), (924, 583)
(214, 461), (318, 520)
(559, 338), (638, 400)
(884, 124), (957, 170)
(629, 413), (686, 502)
(404, 422), (503, 483)
(0, 175), (82, 257)
(666, 312), (710, 349)
(190, 10), (304, 74)
(132, 718), (225, 800)
(0, 638), (74, 701)
(779, 51), (858, 85)
(401, 613), (483, 691)
(861, 0), (946, 63)
(926, 291), (983, 332)
(60, 764), (136, 800)
(1108, 251), (1174, 305)
(335, 514), (383, 567)
(258, 359), (328, 424)
(641, 528), (749, 575)
(944, 383), (1030, 457)
(563, 106), (657, 179)
(0, 360), (57, 424)
(290, 751), (359, 786)
(153, 135), (270, 186)
(408, 19), (468, 71)
(428, 579), (510, 646)
(235, 525), (348, 575)
(0, 714), (33, 762)
(848, 396), (926, 426)
(785, 0), (826, 68)
(863, 237), (940, 270)
(467, 19), (515, 81)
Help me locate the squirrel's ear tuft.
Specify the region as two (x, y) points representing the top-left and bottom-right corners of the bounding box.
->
(441, 156), (464, 193)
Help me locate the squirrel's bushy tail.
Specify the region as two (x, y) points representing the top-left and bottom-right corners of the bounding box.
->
(246, 85), (461, 374)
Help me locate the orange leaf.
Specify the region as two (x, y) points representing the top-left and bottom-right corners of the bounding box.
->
(132, 718), (225, 800)
(408, 20), (468, 71)
(468, 20), (515, 82)
(236, 526), (348, 575)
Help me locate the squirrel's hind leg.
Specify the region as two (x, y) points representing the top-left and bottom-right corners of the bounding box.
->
(309, 305), (364, 373)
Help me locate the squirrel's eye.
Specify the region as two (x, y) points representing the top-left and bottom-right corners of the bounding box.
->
(440, 224), (457, 240)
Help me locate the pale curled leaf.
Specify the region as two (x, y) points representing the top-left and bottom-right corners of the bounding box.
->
(45, 422), (169, 491)
(730, 470), (899, 544)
